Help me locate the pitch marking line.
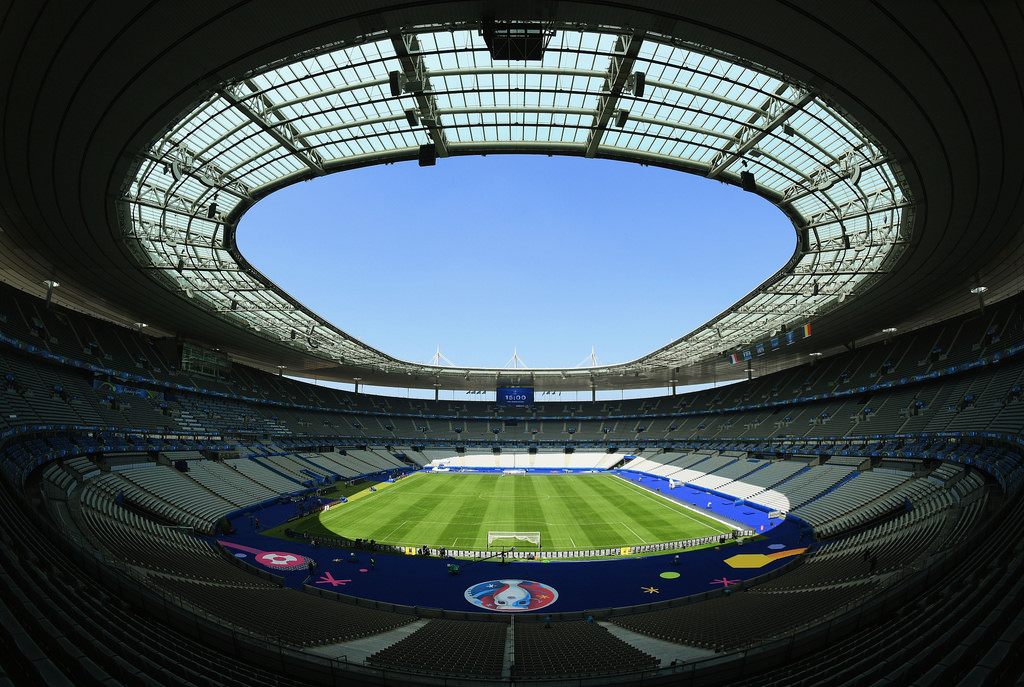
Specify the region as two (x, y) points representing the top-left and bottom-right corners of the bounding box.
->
(615, 478), (733, 532)
(618, 521), (649, 544)
(611, 474), (741, 532)
(377, 520), (409, 541)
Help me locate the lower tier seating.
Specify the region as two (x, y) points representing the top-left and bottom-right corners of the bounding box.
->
(513, 620), (659, 678)
(611, 584), (877, 652)
(368, 619), (507, 678)
(146, 576), (414, 647)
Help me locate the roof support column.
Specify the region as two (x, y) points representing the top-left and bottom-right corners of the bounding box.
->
(220, 84), (326, 175)
(391, 32), (449, 156)
(707, 89), (813, 177)
(584, 32), (644, 158)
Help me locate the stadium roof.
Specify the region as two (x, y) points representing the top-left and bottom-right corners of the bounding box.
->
(1, 2), (1023, 391)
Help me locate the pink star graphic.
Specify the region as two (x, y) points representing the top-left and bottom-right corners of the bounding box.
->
(710, 577), (740, 587)
(315, 572), (352, 587)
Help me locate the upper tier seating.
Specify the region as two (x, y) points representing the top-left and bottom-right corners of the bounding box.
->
(4, 280), (1024, 445)
(426, 451), (626, 469)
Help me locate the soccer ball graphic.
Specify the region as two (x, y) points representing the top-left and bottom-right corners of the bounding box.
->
(255, 551), (307, 569)
(261, 553), (296, 565)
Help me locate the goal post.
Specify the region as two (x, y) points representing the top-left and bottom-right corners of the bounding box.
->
(487, 531), (541, 550)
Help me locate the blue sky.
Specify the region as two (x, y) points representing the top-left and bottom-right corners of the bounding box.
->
(238, 155), (791, 384)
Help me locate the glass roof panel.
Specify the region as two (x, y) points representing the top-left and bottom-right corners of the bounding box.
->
(122, 24), (912, 381)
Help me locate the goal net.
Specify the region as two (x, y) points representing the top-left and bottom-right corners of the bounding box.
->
(487, 531), (541, 549)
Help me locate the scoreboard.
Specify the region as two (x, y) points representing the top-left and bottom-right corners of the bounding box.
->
(496, 387), (534, 407)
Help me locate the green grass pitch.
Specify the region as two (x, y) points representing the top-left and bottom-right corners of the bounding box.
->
(270, 472), (732, 551)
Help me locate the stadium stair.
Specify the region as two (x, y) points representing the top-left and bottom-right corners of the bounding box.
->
(799, 470), (861, 508)
(250, 457), (312, 488)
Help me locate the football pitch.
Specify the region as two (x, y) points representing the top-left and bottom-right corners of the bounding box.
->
(271, 472), (732, 552)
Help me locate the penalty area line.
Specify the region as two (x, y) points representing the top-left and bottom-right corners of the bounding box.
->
(611, 474), (741, 532)
(377, 520), (408, 542)
(618, 521), (649, 545)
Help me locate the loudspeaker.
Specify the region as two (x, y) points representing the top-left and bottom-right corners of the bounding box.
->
(615, 109), (629, 127)
(389, 71), (401, 97)
(418, 144), (436, 167)
(633, 71), (645, 98)
(740, 170), (757, 192)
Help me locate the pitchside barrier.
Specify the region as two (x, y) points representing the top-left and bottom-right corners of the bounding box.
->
(284, 527), (756, 559)
(445, 529), (755, 559)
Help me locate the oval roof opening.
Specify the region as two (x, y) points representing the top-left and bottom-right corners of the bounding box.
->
(236, 155), (793, 368)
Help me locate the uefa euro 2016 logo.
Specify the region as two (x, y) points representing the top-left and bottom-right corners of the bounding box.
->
(464, 579), (558, 612)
